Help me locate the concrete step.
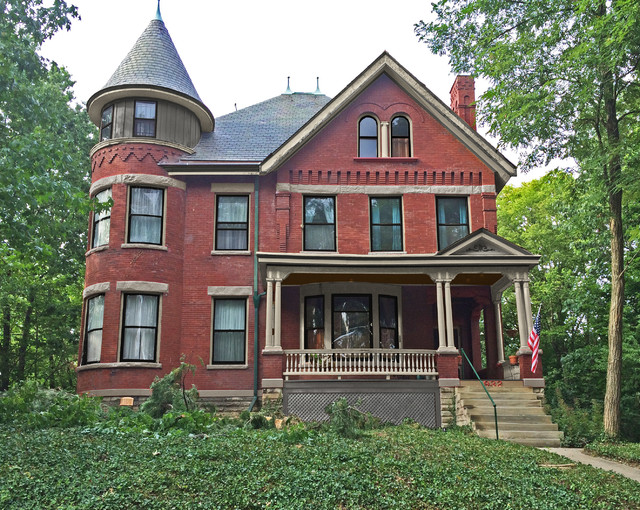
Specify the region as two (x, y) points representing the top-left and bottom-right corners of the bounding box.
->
(477, 429), (563, 441)
(462, 398), (541, 407)
(458, 382), (530, 392)
(468, 406), (549, 416)
(474, 421), (560, 432)
(506, 437), (563, 448)
(458, 390), (540, 399)
(470, 413), (553, 424)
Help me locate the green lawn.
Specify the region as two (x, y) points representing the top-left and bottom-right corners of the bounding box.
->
(1, 425), (638, 509)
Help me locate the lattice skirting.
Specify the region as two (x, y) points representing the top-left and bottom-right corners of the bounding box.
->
(283, 380), (440, 428)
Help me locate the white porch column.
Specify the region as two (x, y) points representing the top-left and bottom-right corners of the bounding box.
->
(444, 280), (455, 348)
(273, 279), (283, 349)
(264, 278), (274, 349)
(436, 280), (447, 350)
(514, 279), (530, 353)
(380, 121), (389, 157)
(493, 295), (505, 363)
(523, 278), (533, 334)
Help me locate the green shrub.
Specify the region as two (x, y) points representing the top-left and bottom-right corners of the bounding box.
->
(0, 381), (104, 429)
(324, 398), (367, 438)
(140, 359), (198, 418)
(548, 390), (603, 446)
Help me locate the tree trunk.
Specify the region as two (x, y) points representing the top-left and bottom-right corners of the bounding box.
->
(0, 307), (10, 390)
(16, 296), (34, 382)
(602, 60), (624, 438)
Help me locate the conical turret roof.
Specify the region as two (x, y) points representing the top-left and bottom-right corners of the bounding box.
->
(103, 17), (202, 102)
(87, 15), (214, 132)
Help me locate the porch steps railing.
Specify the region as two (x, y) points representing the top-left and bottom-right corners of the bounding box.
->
(283, 349), (438, 378)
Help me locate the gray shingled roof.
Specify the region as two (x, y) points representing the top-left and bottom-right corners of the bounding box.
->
(100, 18), (202, 103)
(182, 93), (331, 161)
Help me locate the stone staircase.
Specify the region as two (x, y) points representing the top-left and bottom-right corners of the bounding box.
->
(457, 381), (564, 447)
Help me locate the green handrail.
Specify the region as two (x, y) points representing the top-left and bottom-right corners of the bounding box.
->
(460, 348), (499, 440)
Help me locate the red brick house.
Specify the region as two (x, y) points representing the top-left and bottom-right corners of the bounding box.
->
(78, 10), (543, 427)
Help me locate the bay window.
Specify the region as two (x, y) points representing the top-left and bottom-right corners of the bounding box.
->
(128, 187), (164, 245)
(121, 294), (159, 362)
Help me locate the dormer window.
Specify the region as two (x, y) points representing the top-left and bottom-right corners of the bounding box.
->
(134, 101), (157, 137)
(358, 116), (378, 157)
(100, 105), (113, 141)
(391, 116), (411, 157)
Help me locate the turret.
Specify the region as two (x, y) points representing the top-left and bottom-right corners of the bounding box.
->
(86, 6), (214, 151)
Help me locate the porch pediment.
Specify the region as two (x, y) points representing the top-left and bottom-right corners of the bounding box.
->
(437, 228), (535, 257)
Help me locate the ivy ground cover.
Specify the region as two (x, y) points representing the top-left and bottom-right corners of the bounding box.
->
(1, 425), (638, 509)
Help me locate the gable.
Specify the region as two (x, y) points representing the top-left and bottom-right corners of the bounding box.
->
(437, 228), (534, 257)
(261, 52), (516, 191)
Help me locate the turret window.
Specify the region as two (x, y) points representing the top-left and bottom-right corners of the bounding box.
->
(91, 188), (112, 249)
(121, 294), (159, 362)
(100, 105), (113, 141)
(83, 294), (104, 364)
(128, 187), (164, 245)
(134, 101), (157, 137)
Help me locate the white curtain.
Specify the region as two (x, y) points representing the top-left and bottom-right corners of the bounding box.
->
(92, 188), (111, 248)
(216, 196), (248, 249)
(122, 294), (158, 361)
(213, 299), (245, 363)
(85, 295), (104, 363)
(129, 188), (162, 244)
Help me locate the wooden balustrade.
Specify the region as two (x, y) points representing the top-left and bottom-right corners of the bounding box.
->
(283, 349), (438, 378)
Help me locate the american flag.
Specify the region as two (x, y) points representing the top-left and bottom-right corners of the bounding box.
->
(528, 306), (542, 373)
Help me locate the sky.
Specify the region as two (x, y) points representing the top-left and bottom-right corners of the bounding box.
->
(40, 0), (543, 184)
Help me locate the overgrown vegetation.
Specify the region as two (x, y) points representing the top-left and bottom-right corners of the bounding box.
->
(585, 441), (640, 466)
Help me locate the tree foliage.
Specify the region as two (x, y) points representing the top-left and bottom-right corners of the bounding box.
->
(0, 0), (95, 389)
(416, 0), (640, 437)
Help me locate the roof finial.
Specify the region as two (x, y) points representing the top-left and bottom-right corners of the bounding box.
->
(284, 76), (293, 95)
(314, 77), (321, 95)
(155, 0), (163, 21)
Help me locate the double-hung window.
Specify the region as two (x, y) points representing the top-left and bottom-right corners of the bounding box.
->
(92, 188), (112, 249)
(83, 294), (104, 364)
(358, 116), (378, 157)
(303, 196), (335, 251)
(100, 105), (113, 141)
(391, 116), (411, 157)
(437, 197), (469, 250)
(134, 101), (156, 137)
(378, 295), (398, 349)
(370, 197), (402, 251)
(212, 299), (246, 364)
(121, 294), (159, 362)
(128, 187), (164, 245)
(215, 195), (249, 250)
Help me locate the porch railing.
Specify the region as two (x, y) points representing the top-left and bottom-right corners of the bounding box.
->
(283, 349), (438, 378)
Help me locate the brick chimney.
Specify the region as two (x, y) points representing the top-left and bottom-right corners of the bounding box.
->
(450, 75), (476, 130)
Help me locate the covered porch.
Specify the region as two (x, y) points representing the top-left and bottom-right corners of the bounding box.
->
(258, 229), (542, 389)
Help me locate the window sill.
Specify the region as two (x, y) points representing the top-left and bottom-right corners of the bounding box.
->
(76, 362), (162, 372)
(86, 245), (108, 257)
(368, 251), (407, 255)
(353, 157), (418, 163)
(206, 364), (248, 370)
(211, 250), (252, 256)
(121, 243), (168, 251)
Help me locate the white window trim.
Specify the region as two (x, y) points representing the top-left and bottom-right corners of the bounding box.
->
(299, 282), (403, 350)
(116, 281), (167, 363)
(207, 287), (251, 369)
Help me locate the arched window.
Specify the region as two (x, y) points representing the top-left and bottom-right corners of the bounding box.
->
(358, 116), (378, 157)
(391, 116), (410, 157)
